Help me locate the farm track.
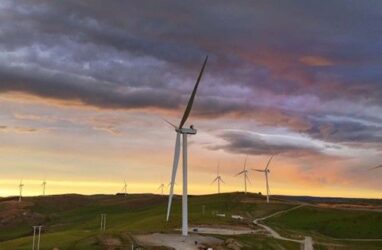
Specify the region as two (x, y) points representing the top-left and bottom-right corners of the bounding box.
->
(253, 204), (310, 249)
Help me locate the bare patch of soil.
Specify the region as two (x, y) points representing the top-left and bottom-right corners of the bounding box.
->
(0, 200), (44, 227)
(135, 233), (223, 250)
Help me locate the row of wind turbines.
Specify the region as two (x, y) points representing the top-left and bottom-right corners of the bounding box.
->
(213, 155), (274, 201)
(15, 56), (273, 238)
(234, 155), (274, 203)
(11, 54), (382, 241)
(17, 179), (46, 202)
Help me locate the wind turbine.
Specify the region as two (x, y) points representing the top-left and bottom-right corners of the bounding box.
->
(166, 56), (208, 237)
(211, 162), (224, 194)
(158, 183), (165, 195)
(235, 156), (250, 194)
(41, 179), (47, 196)
(122, 179), (127, 196)
(18, 180), (24, 202)
(252, 155), (274, 203)
(158, 175), (165, 195)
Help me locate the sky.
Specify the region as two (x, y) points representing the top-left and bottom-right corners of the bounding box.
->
(0, 0), (381, 198)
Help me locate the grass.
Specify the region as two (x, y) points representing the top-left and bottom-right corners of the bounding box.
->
(0, 192), (294, 249)
(1, 193), (382, 249)
(266, 205), (382, 239)
(228, 235), (301, 250)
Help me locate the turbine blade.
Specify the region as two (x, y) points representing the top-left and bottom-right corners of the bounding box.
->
(166, 133), (181, 221)
(252, 169), (264, 172)
(234, 170), (245, 177)
(211, 177), (218, 184)
(220, 178), (225, 184)
(161, 117), (177, 129)
(179, 56), (208, 129)
(369, 164), (382, 170)
(243, 155), (248, 170)
(265, 155), (274, 170)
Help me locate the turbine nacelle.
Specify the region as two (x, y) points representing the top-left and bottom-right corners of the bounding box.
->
(176, 126), (197, 135)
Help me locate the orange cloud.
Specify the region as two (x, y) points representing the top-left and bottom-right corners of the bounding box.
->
(299, 56), (334, 66)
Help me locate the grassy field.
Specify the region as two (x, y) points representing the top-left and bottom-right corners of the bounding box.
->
(226, 235), (301, 250)
(1, 193), (382, 249)
(266, 205), (382, 239)
(0, 192), (298, 249)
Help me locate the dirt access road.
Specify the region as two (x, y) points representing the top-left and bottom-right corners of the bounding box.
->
(252, 204), (313, 250)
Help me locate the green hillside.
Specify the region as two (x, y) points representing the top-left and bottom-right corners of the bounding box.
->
(1, 193), (382, 249)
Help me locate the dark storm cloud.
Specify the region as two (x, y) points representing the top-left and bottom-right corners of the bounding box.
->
(0, 0), (382, 147)
(307, 115), (382, 143)
(208, 130), (326, 156)
(0, 63), (183, 110)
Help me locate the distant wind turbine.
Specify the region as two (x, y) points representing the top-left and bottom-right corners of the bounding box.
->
(252, 155), (274, 203)
(158, 183), (165, 195)
(41, 179), (47, 196)
(158, 175), (165, 195)
(211, 162), (225, 194)
(166, 56), (208, 236)
(18, 180), (24, 202)
(122, 179), (127, 196)
(235, 156), (250, 194)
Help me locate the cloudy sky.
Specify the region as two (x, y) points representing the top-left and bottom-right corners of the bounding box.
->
(0, 0), (381, 198)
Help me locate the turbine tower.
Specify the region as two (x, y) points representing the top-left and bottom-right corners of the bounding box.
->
(253, 155), (274, 203)
(41, 179), (47, 196)
(18, 180), (24, 202)
(122, 179), (127, 196)
(211, 163), (224, 194)
(166, 56), (208, 237)
(235, 156), (250, 194)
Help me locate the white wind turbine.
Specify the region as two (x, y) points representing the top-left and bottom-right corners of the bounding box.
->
(41, 179), (47, 196)
(122, 179), (127, 196)
(235, 156), (250, 194)
(252, 155), (274, 203)
(18, 180), (24, 202)
(211, 163), (224, 194)
(166, 56), (208, 237)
